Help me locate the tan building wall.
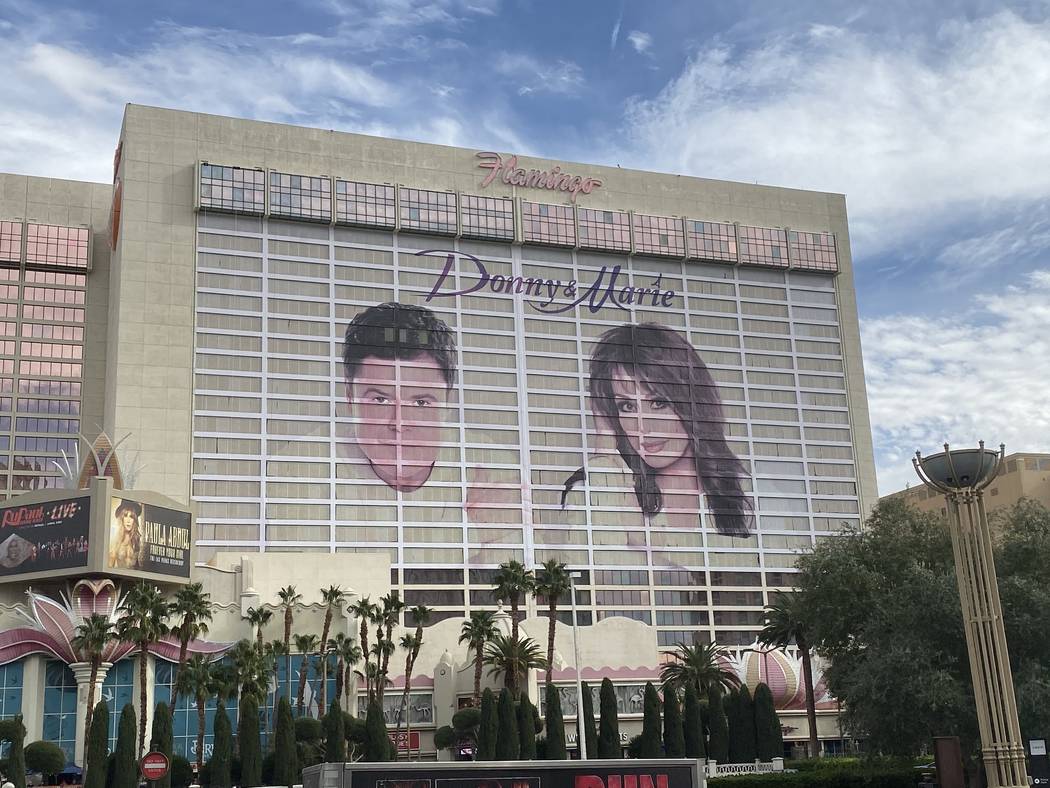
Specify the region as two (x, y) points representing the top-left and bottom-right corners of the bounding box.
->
(109, 103), (877, 514)
(882, 452), (1050, 517)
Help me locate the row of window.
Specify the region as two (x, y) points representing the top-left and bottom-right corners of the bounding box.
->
(0, 221), (90, 270)
(197, 164), (839, 272)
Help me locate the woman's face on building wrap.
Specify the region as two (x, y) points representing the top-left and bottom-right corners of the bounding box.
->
(120, 510), (136, 531)
(610, 367), (690, 469)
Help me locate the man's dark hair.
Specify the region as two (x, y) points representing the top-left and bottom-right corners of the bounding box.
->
(342, 302), (457, 388)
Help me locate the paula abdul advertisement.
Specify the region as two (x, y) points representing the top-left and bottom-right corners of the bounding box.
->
(108, 497), (192, 578)
(0, 496), (90, 578)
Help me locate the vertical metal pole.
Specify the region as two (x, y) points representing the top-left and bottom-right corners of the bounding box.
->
(571, 574), (587, 760)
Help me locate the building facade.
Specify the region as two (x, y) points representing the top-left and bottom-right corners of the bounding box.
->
(0, 103), (876, 762)
(882, 451), (1050, 517)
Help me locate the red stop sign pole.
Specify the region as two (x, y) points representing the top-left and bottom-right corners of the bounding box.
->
(140, 752), (170, 782)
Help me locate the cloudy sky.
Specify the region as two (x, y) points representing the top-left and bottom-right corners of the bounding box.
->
(2, 0), (1048, 495)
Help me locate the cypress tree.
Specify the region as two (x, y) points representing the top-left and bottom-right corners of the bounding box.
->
(597, 678), (621, 758)
(210, 702), (232, 788)
(478, 689), (497, 761)
(683, 684), (706, 759)
(543, 684), (566, 760)
(753, 683), (784, 761)
(274, 697), (297, 786)
(8, 715), (25, 788)
(706, 686), (730, 764)
(149, 702), (173, 788)
(495, 689), (520, 760)
(364, 700), (389, 762)
(733, 685), (757, 762)
(86, 700), (110, 788)
(324, 700), (346, 763)
(662, 686), (684, 758)
(638, 683), (662, 759)
(517, 695), (537, 760)
(238, 696), (262, 788)
(113, 705), (137, 788)
(726, 688), (743, 762)
(580, 682), (597, 760)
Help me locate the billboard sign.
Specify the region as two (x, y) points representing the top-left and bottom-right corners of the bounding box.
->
(0, 496), (90, 578)
(108, 497), (192, 578)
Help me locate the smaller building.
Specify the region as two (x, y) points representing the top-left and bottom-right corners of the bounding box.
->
(881, 451), (1050, 517)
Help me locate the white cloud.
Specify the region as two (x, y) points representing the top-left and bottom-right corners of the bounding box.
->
(863, 270), (1050, 495)
(627, 30), (652, 54)
(495, 54), (585, 96)
(622, 12), (1050, 257)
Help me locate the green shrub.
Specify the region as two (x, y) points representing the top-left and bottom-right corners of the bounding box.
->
(452, 707), (481, 731)
(24, 741), (65, 776)
(434, 726), (455, 751)
(170, 756), (193, 788)
(294, 716), (323, 742)
(710, 763), (920, 788)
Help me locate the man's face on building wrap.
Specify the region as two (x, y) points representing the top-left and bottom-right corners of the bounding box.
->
(346, 353), (450, 491)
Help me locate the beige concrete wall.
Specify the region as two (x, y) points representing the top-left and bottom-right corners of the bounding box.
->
(112, 102), (877, 506)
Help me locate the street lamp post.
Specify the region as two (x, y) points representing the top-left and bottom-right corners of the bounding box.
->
(569, 571), (587, 760)
(913, 442), (1027, 788)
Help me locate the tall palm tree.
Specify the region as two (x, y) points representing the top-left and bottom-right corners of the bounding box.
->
(117, 581), (169, 754)
(230, 638), (271, 704)
(660, 642), (740, 696)
(293, 634), (320, 715)
(277, 586), (302, 701)
(395, 633), (421, 757)
(371, 638), (396, 703)
(318, 586), (345, 712)
(376, 592), (404, 703)
(493, 560), (534, 642)
(265, 639), (287, 736)
(170, 582), (213, 706)
(759, 591), (819, 758)
(246, 606), (273, 651)
(174, 655), (212, 774)
(348, 596), (376, 697)
(483, 631), (546, 698)
(340, 638), (363, 711)
(459, 611), (498, 706)
(328, 633), (354, 710)
(533, 560), (571, 684)
(72, 613), (114, 765)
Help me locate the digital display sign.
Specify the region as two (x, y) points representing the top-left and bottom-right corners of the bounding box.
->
(0, 496), (90, 578)
(108, 497), (192, 578)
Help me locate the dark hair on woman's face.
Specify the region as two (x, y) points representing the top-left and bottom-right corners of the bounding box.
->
(588, 323), (753, 537)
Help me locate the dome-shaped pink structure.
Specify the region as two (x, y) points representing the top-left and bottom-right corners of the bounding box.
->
(722, 648), (837, 711)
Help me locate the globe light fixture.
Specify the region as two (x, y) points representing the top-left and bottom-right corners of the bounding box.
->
(913, 442), (1027, 788)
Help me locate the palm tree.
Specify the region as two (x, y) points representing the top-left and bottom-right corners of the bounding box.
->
(72, 613), (114, 762)
(246, 606), (273, 651)
(170, 582), (213, 705)
(230, 638), (272, 704)
(318, 586), (345, 712)
(328, 633), (356, 710)
(293, 634), (320, 715)
(265, 639), (287, 735)
(376, 592), (404, 702)
(493, 560), (534, 642)
(348, 596), (376, 697)
(483, 631), (546, 698)
(277, 586), (302, 701)
(660, 642), (740, 696)
(117, 581), (169, 754)
(371, 637), (396, 703)
(395, 633), (421, 757)
(759, 591), (819, 758)
(533, 560), (571, 684)
(174, 655), (212, 774)
(341, 638), (363, 711)
(459, 611), (498, 706)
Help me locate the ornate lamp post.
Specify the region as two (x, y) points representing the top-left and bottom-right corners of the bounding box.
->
(913, 442), (1027, 788)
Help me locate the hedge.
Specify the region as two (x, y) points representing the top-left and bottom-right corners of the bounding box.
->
(711, 765), (920, 788)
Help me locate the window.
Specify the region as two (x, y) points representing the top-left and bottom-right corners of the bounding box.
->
(789, 231), (838, 272)
(0, 222), (21, 265)
(522, 202), (575, 246)
(25, 224), (89, 270)
(399, 188), (457, 234)
(43, 662), (77, 762)
(269, 172), (331, 222)
(200, 164), (265, 214)
(335, 180), (396, 227)
(633, 213), (685, 257)
(739, 226), (788, 268)
(578, 208), (630, 253)
(687, 221), (737, 263)
(461, 195), (514, 241)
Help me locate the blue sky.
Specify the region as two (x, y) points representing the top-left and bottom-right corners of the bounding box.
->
(2, 0), (1049, 495)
